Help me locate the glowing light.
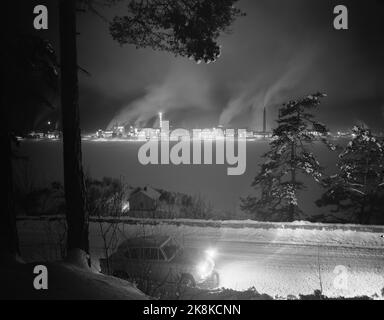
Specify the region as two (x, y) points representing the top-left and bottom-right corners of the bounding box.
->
(197, 260), (213, 278)
(159, 112), (163, 130)
(205, 248), (217, 259)
(121, 201), (130, 212)
(197, 249), (217, 279)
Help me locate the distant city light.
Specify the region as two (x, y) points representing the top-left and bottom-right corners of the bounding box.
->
(86, 109), (384, 143)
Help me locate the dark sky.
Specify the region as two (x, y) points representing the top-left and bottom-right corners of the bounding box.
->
(28, 0), (384, 132)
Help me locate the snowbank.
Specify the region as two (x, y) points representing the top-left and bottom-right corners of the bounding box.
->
(17, 215), (384, 249)
(0, 261), (147, 300)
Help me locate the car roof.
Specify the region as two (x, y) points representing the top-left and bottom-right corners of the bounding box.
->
(118, 235), (172, 249)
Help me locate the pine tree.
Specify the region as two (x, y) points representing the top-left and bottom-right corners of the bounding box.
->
(58, 0), (243, 264)
(110, 0), (244, 63)
(241, 93), (335, 221)
(1, 0), (58, 262)
(317, 126), (384, 224)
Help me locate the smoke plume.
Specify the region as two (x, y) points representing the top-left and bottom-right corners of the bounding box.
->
(107, 63), (214, 129)
(219, 47), (319, 127)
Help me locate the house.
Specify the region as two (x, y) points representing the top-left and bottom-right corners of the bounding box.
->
(127, 186), (198, 219)
(128, 186), (161, 211)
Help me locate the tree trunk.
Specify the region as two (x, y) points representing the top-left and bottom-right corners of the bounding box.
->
(0, 0), (21, 263)
(358, 203), (366, 225)
(0, 131), (20, 262)
(59, 0), (89, 258)
(289, 140), (296, 221)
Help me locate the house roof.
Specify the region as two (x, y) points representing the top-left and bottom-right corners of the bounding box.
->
(130, 186), (161, 201)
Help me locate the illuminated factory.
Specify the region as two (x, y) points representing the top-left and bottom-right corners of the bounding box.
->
(93, 109), (272, 141)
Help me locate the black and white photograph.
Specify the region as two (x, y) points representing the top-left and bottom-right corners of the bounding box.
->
(1, 0), (383, 305)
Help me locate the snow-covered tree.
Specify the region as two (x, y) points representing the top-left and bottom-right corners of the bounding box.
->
(241, 93), (335, 221)
(317, 126), (384, 224)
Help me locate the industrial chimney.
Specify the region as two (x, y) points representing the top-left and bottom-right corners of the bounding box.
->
(263, 107), (267, 133)
(159, 112), (163, 130)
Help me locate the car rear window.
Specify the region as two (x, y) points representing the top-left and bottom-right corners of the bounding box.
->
(143, 248), (158, 260)
(125, 248), (160, 260)
(162, 243), (179, 260)
(125, 248), (140, 259)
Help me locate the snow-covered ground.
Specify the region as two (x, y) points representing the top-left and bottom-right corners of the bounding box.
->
(0, 260), (148, 300)
(17, 217), (384, 299)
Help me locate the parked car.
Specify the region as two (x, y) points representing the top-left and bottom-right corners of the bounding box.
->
(100, 235), (219, 289)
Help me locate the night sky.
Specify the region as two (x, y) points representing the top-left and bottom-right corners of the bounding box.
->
(26, 0), (384, 132)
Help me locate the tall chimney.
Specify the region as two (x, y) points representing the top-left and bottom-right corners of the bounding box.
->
(159, 112), (163, 130)
(263, 107), (267, 133)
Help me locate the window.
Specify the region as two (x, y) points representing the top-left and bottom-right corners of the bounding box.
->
(162, 239), (179, 260)
(125, 248), (141, 259)
(158, 251), (166, 260)
(142, 248), (158, 260)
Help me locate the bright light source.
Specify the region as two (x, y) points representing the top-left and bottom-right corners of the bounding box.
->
(121, 201), (130, 212)
(205, 248), (217, 259)
(197, 259), (214, 279)
(197, 261), (209, 275)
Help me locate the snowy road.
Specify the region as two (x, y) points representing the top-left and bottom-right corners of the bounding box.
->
(17, 218), (384, 298)
(192, 240), (384, 297)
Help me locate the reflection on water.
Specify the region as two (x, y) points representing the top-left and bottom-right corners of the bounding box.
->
(17, 140), (343, 215)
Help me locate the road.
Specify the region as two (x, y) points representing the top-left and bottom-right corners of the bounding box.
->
(194, 240), (384, 297)
(18, 219), (384, 298)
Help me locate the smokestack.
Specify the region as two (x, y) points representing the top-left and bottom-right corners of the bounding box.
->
(159, 112), (163, 130)
(263, 107), (267, 133)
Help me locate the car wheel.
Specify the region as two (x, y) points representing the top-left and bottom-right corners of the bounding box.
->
(179, 273), (196, 288)
(113, 270), (129, 280)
